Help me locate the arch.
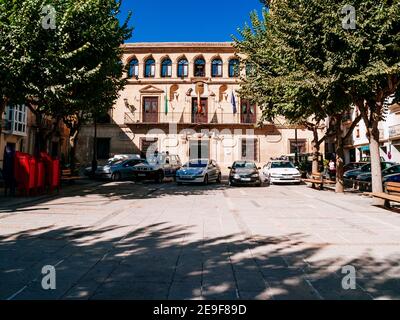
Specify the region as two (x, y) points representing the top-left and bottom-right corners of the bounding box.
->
(127, 56), (139, 78)
(193, 55), (206, 77)
(161, 56), (172, 77)
(211, 57), (223, 77)
(229, 58), (240, 77)
(177, 55), (189, 78)
(144, 56), (156, 78)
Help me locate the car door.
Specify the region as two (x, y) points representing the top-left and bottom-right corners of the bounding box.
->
(209, 160), (218, 180)
(121, 159), (141, 179)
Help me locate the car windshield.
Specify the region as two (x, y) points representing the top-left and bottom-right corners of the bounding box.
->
(271, 162), (295, 169)
(184, 160), (208, 168)
(384, 165), (400, 174)
(107, 159), (124, 166)
(361, 164), (371, 172)
(233, 161), (256, 169)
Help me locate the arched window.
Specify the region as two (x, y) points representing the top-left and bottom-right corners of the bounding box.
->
(211, 59), (223, 77)
(144, 58), (155, 77)
(161, 58), (172, 77)
(194, 57), (206, 77)
(229, 59), (240, 77)
(177, 58), (188, 78)
(128, 58), (139, 78)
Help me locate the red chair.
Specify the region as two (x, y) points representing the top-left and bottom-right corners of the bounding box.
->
(14, 152), (31, 196)
(36, 159), (45, 194)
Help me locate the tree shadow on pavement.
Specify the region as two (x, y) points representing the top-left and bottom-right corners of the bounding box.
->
(1, 222), (399, 300)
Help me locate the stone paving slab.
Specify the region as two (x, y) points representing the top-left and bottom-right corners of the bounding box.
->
(1, 181), (400, 299)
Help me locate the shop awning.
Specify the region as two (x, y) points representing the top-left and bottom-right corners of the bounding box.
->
(359, 145), (370, 152)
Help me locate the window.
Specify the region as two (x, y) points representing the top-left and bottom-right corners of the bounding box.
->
(128, 58), (139, 78)
(229, 59), (240, 77)
(96, 138), (111, 160)
(241, 139), (259, 162)
(144, 58), (155, 77)
(142, 97), (159, 123)
(194, 58), (205, 77)
(240, 99), (257, 124)
(177, 58), (188, 77)
(140, 137), (158, 158)
(211, 59), (223, 77)
(5, 105), (27, 135)
(161, 58), (172, 77)
(289, 140), (307, 154)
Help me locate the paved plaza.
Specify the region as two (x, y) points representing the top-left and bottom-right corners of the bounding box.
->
(1, 180), (400, 300)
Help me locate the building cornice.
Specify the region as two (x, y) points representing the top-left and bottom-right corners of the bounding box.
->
(122, 42), (237, 54)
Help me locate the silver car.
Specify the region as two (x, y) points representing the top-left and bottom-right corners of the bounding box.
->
(176, 159), (221, 185)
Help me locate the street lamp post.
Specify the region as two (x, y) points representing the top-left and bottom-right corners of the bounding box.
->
(295, 127), (299, 166)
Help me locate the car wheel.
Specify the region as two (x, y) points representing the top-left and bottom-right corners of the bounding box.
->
(155, 171), (164, 183)
(111, 172), (121, 181)
(256, 182), (262, 187)
(216, 173), (222, 184)
(203, 174), (209, 185)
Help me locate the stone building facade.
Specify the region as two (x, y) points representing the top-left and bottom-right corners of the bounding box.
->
(76, 42), (323, 170)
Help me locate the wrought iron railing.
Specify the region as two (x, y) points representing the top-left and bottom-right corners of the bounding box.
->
(124, 112), (258, 125)
(389, 124), (400, 139)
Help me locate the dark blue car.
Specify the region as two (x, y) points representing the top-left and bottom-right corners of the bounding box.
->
(383, 173), (400, 184)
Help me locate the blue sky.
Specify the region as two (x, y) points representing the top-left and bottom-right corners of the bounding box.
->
(119, 0), (264, 43)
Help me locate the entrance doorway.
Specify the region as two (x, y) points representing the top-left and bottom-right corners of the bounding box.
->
(189, 140), (210, 160)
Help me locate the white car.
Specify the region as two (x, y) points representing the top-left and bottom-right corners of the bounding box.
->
(262, 160), (302, 184)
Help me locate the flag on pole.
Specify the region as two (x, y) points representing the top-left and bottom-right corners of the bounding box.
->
(165, 86), (168, 115)
(231, 90), (237, 114)
(197, 91), (202, 114)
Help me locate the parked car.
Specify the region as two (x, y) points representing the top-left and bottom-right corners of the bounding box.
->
(84, 154), (140, 177)
(383, 173), (400, 185)
(344, 162), (396, 180)
(356, 164), (400, 183)
(176, 159), (221, 185)
(131, 152), (181, 183)
(109, 158), (146, 181)
(0, 168), (4, 188)
(262, 160), (302, 184)
(344, 162), (367, 173)
(228, 161), (262, 187)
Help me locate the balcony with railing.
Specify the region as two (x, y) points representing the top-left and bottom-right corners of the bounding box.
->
(124, 111), (258, 126)
(389, 124), (400, 140)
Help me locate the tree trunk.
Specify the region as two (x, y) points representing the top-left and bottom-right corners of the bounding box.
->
(335, 123), (345, 193)
(311, 128), (320, 174)
(369, 121), (384, 205)
(69, 129), (80, 173)
(33, 113), (48, 156)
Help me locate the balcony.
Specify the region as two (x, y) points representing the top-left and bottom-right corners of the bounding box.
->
(124, 112), (258, 126)
(389, 124), (400, 140)
(3, 105), (27, 136)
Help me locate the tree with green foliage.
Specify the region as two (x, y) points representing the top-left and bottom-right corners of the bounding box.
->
(320, 0), (400, 201)
(234, 2), (360, 192)
(0, 0), (131, 161)
(235, 0), (400, 194)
